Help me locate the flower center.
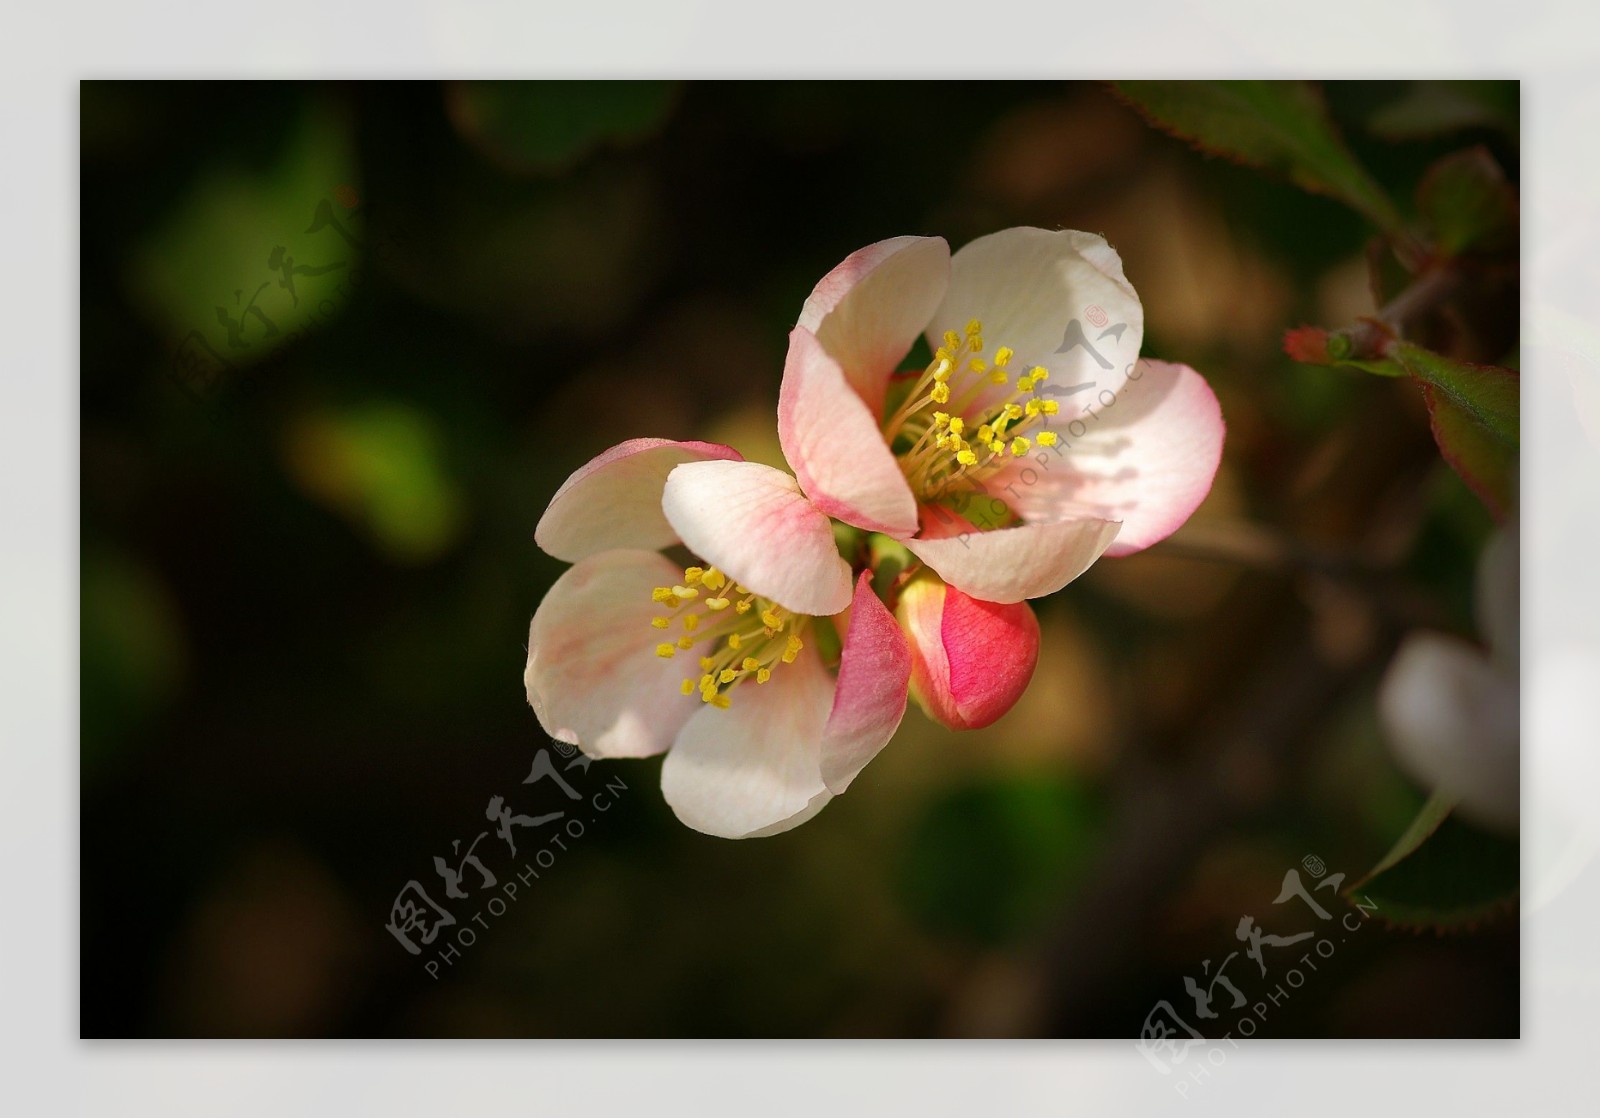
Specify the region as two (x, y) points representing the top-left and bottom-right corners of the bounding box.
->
(647, 564), (808, 709)
(881, 318), (1060, 498)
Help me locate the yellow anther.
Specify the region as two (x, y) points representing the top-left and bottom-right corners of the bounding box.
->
(965, 318), (983, 337)
(651, 587), (677, 604)
(948, 417), (965, 436)
(930, 382), (951, 404)
(710, 694), (732, 709)
(705, 597), (731, 611)
(682, 613), (700, 632)
(977, 423), (994, 442)
(1010, 436), (1032, 456)
(968, 358), (988, 375)
(680, 678), (695, 695)
(1025, 399), (1042, 417)
(699, 673), (715, 688)
(932, 411), (950, 428)
(1005, 403), (1023, 420)
(989, 369), (1008, 385)
(735, 600), (753, 614)
(935, 346), (951, 362)
(989, 440), (1005, 454)
(741, 657), (760, 672)
(994, 346), (1014, 367)
(943, 330), (961, 351)
(756, 668), (771, 684)
(782, 634), (804, 664)
(932, 359), (952, 381)
(701, 567), (727, 591)
(677, 635), (695, 649)
(651, 616), (670, 629)
(699, 656), (715, 672)
(935, 434), (951, 451)
(672, 585), (699, 600)
(761, 609), (782, 629)
(728, 633), (742, 651)
(718, 668), (738, 684)
(683, 566), (704, 585)
(956, 448), (978, 467)
(1037, 431), (1059, 447)
(655, 643), (676, 658)
(1029, 365), (1049, 381)
(734, 584), (749, 594)
(1040, 400), (1059, 415)
(1016, 375), (1035, 393)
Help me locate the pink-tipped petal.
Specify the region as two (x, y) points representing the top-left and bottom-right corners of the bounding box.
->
(904, 516), (1121, 604)
(660, 646), (836, 839)
(779, 327), (919, 537)
(819, 572), (912, 793)
(989, 359), (1225, 556)
(661, 459), (853, 617)
(524, 550), (699, 759)
(799, 235), (951, 416)
(929, 227), (1144, 417)
(894, 573), (1040, 731)
(535, 438), (744, 563)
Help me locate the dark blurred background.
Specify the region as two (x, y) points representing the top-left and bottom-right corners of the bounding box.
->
(81, 80), (1517, 1038)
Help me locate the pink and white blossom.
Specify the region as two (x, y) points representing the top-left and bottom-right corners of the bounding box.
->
(525, 439), (910, 838)
(779, 227), (1226, 604)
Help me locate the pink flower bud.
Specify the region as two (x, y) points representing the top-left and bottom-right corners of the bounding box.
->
(893, 570), (1040, 730)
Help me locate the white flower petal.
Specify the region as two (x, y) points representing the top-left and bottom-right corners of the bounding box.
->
(660, 647), (836, 838)
(929, 227), (1144, 418)
(525, 550), (700, 759)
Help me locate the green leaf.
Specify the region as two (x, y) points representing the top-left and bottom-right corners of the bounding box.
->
(1421, 384), (1518, 518)
(1367, 80), (1519, 141)
(1114, 80), (1404, 235)
(130, 107), (360, 365)
(1391, 341), (1519, 448)
(1363, 790), (1455, 879)
(1349, 792), (1518, 931)
(1417, 147), (1518, 256)
(448, 81), (677, 175)
(281, 401), (466, 563)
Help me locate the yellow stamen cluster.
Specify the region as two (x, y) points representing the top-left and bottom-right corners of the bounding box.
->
(883, 318), (1063, 493)
(647, 564), (808, 709)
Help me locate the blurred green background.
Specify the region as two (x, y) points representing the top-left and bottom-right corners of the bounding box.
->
(80, 80), (1517, 1038)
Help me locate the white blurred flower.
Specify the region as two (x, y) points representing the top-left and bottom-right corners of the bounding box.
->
(1378, 523), (1519, 834)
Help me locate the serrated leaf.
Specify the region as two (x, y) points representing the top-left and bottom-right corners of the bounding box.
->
(1418, 147), (1518, 256)
(1115, 80), (1403, 235)
(1422, 384), (1518, 518)
(1349, 792), (1517, 931)
(1368, 80), (1518, 141)
(1392, 341), (1519, 448)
